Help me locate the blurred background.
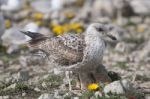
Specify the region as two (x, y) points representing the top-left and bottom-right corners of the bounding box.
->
(0, 0), (150, 98)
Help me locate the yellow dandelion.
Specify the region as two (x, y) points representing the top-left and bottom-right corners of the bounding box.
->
(33, 13), (44, 20)
(87, 83), (99, 91)
(5, 19), (11, 29)
(76, 28), (83, 33)
(52, 25), (64, 36)
(63, 24), (70, 32)
(70, 23), (81, 30)
(64, 12), (75, 19)
(35, 21), (43, 27)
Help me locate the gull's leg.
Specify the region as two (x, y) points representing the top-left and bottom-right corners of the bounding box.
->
(65, 71), (72, 91)
(60, 62), (86, 71)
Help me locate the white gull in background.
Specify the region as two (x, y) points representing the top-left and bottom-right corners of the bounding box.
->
(0, 0), (22, 12)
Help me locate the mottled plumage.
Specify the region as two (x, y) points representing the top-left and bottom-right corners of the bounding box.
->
(22, 23), (117, 89)
(22, 23), (116, 71)
(22, 31), (86, 65)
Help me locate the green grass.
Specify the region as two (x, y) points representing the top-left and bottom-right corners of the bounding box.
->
(40, 74), (63, 88)
(116, 61), (128, 70)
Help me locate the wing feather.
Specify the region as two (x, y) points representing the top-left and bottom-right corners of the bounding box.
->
(24, 32), (85, 65)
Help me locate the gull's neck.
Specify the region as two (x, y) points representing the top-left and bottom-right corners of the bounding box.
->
(84, 26), (106, 64)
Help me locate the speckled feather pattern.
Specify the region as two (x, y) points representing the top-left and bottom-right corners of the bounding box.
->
(23, 23), (113, 72)
(28, 33), (86, 65)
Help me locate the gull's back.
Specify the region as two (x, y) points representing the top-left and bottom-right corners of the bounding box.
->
(23, 31), (85, 65)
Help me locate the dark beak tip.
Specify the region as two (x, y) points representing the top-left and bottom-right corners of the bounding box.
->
(112, 36), (117, 40)
(107, 34), (117, 40)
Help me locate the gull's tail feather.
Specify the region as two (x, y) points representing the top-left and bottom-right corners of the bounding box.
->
(20, 31), (47, 44)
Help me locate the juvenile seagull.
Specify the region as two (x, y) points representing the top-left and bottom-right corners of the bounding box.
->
(21, 23), (116, 67)
(21, 23), (116, 87)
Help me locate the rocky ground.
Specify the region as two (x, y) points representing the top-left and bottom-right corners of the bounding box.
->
(0, 0), (150, 99)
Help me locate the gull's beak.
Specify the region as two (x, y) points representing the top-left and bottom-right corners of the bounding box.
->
(106, 33), (117, 40)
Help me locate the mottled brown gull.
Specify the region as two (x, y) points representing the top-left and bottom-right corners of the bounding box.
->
(21, 23), (117, 89)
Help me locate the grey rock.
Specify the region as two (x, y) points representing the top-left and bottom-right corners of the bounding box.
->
(104, 79), (134, 94)
(130, 0), (150, 15)
(17, 70), (29, 81)
(115, 42), (136, 53)
(0, 96), (10, 99)
(0, 0), (23, 12)
(38, 93), (54, 99)
(4, 83), (16, 91)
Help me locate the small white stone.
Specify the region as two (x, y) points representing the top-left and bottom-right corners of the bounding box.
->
(94, 91), (102, 98)
(42, 82), (47, 88)
(38, 93), (53, 99)
(22, 92), (26, 96)
(104, 79), (133, 95)
(34, 87), (41, 92)
(4, 83), (16, 91)
(73, 97), (79, 99)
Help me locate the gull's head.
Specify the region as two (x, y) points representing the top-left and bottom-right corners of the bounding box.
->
(86, 23), (117, 41)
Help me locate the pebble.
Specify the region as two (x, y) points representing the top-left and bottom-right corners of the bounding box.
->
(104, 79), (133, 94)
(0, 96), (10, 99)
(115, 42), (136, 53)
(38, 93), (54, 99)
(17, 70), (29, 82)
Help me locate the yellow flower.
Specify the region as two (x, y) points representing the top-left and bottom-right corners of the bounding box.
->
(35, 21), (43, 26)
(5, 19), (11, 29)
(33, 13), (44, 20)
(62, 24), (70, 32)
(87, 83), (99, 91)
(70, 23), (81, 30)
(52, 25), (64, 36)
(76, 28), (83, 33)
(64, 12), (75, 19)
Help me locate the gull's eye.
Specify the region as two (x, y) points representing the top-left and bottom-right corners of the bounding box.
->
(96, 27), (104, 32)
